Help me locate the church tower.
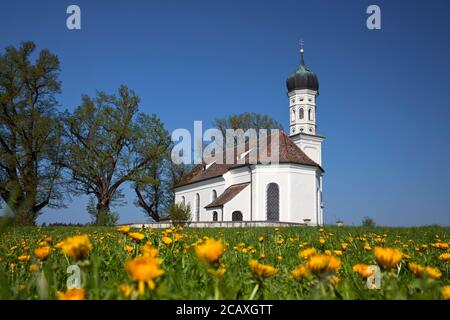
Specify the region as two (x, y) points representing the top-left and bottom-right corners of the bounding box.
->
(287, 44), (325, 166)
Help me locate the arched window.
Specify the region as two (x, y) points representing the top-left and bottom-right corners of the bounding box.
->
(212, 211), (218, 222)
(291, 109), (296, 122)
(211, 190), (217, 202)
(232, 211), (243, 221)
(266, 183), (279, 221)
(299, 108), (304, 119)
(308, 109), (313, 121)
(181, 196), (185, 205)
(195, 193), (200, 221)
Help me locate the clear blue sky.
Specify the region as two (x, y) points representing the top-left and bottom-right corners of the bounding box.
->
(1, 0), (449, 226)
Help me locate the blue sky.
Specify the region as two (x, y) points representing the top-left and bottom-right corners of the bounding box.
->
(1, 0), (450, 226)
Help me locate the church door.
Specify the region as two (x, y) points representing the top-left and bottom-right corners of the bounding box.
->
(232, 211), (243, 221)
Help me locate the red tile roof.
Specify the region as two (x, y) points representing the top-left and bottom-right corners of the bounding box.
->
(204, 183), (250, 208)
(175, 130), (322, 188)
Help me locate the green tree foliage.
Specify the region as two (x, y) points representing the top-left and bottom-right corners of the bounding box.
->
(0, 41), (65, 225)
(362, 216), (376, 228)
(168, 202), (191, 225)
(213, 112), (284, 137)
(133, 115), (172, 222)
(62, 85), (168, 225)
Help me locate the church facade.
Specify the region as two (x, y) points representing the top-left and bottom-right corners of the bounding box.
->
(174, 48), (325, 226)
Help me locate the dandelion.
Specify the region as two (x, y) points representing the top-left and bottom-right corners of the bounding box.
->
(128, 232), (145, 242)
(9, 263), (16, 271)
(57, 288), (85, 300)
(306, 254), (341, 275)
(248, 259), (278, 278)
(298, 248), (317, 260)
(442, 286), (450, 300)
(319, 237), (326, 245)
(258, 236), (265, 243)
(341, 243), (350, 250)
(374, 247), (403, 269)
(29, 264), (39, 272)
(438, 253), (450, 261)
(60, 235), (93, 260)
(141, 243), (159, 258)
(195, 238), (225, 265)
(290, 265), (310, 279)
(334, 250), (343, 257)
(125, 256), (165, 296)
(432, 243), (449, 250)
(124, 245), (134, 253)
(18, 255), (30, 262)
(117, 284), (133, 299)
(162, 236), (173, 245)
(34, 246), (51, 261)
(118, 226), (131, 234)
(408, 263), (442, 280)
(208, 265), (226, 277)
(352, 264), (374, 278)
(364, 243), (372, 251)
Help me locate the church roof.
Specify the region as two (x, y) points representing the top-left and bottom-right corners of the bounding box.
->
(204, 182), (250, 209)
(174, 130), (323, 188)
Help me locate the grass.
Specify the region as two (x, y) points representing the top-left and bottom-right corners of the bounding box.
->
(0, 225), (449, 300)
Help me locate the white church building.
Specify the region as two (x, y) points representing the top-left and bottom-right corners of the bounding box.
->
(174, 47), (325, 226)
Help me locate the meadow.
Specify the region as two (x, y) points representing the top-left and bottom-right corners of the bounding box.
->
(0, 225), (449, 300)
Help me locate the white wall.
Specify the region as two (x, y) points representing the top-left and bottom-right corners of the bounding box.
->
(174, 177), (225, 222)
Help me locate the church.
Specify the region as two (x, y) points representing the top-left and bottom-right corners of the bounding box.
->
(174, 47), (325, 226)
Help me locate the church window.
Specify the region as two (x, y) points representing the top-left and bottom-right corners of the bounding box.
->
(195, 193), (200, 221)
(211, 190), (217, 202)
(266, 183), (279, 221)
(181, 196), (185, 205)
(299, 108), (304, 119)
(212, 211), (218, 222)
(308, 109), (313, 121)
(291, 109), (296, 122)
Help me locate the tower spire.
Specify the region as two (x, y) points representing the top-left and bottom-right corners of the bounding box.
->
(300, 39), (305, 66)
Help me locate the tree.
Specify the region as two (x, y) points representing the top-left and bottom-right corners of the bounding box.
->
(62, 85), (165, 225)
(213, 112), (284, 137)
(133, 115), (172, 222)
(168, 202), (191, 225)
(362, 216), (376, 228)
(0, 41), (65, 225)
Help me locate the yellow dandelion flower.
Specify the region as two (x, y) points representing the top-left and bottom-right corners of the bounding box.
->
(125, 256), (165, 296)
(60, 235), (93, 260)
(438, 253), (450, 261)
(258, 236), (265, 243)
(248, 259), (278, 278)
(162, 236), (173, 245)
(290, 265), (310, 279)
(341, 243), (350, 250)
(319, 237), (326, 245)
(195, 238), (225, 264)
(118, 226), (131, 234)
(208, 265), (226, 277)
(117, 284), (133, 299)
(29, 264), (40, 272)
(128, 232), (145, 242)
(374, 247), (403, 269)
(140, 243), (159, 258)
(298, 248), (317, 260)
(442, 286), (450, 300)
(408, 263), (441, 280)
(306, 254), (341, 275)
(57, 288), (85, 300)
(18, 255), (30, 262)
(334, 250), (343, 257)
(34, 246), (51, 261)
(352, 264), (374, 278)
(364, 243), (372, 251)
(124, 245), (134, 253)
